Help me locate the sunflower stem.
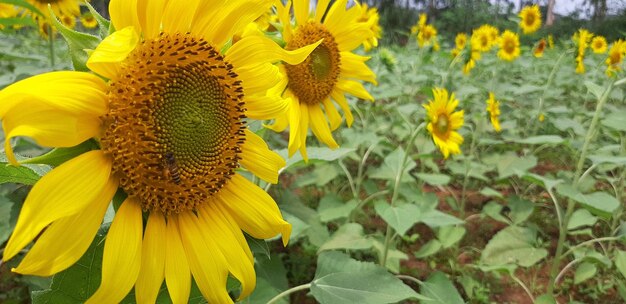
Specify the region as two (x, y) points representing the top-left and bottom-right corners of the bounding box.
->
(532, 49), (573, 136)
(547, 80), (615, 295)
(267, 283), (311, 304)
(381, 123), (424, 268)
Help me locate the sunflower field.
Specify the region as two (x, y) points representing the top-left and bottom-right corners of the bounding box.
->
(0, 0), (625, 303)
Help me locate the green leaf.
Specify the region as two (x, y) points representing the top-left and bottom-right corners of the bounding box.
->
(567, 209), (598, 231)
(278, 147), (355, 170)
(414, 240), (442, 258)
(481, 226), (548, 267)
(534, 294), (557, 304)
(437, 226), (465, 248)
(556, 185), (619, 219)
(374, 201), (420, 236)
(482, 201), (510, 224)
(242, 254), (289, 304)
(602, 110), (626, 131)
(508, 196), (534, 224)
(370, 147), (416, 182)
(311, 252), (421, 304)
(0, 195), (14, 244)
(0, 163), (46, 185)
(318, 195), (357, 223)
(584, 80), (605, 99)
(587, 155), (626, 165)
(513, 135), (564, 145)
(484, 152), (537, 179)
(615, 250), (626, 280)
(22, 140), (99, 167)
(416, 198), (464, 228)
(415, 173), (450, 186)
(84, 1), (111, 38)
(318, 223), (373, 252)
(245, 234), (270, 260)
(419, 271), (464, 304)
(574, 262), (597, 284)
(49, 8), (101, 71)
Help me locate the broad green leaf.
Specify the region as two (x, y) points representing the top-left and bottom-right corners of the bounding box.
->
(584, 80), (605, 99)
(245, 234), (270, 260)
(587, 155), (626, 165)
(484, 152), (537, 179)
(508, 196), (534, 224)
(437, 226), (465, 248)
(482, 201), (510, 224)
(522, 173), (563, 191)
(22, 140), (99, 167)
(615, 250), (626, 280)
(0, 163), (45, 185)
(278, 147), (355, 169)
(602, 110), (626, 131)
(312, 252), (421, 304)
(374, 201), (420, 236)
(318, 223), (373, 252)
(414, 239), (442, 258)
(479, 187), (503, 198)
(415, 173), (450, 186)
(481, 226), (548, 267)
(419, 271), (464, 304)
(567, 209), (598, 231)
(556, 185), (619, 219)
(534, 294), (557, 304)
(318, 195), (357, 223)
(371, 240), (408, 273)
(0, 196), (14, 244)
(513, 135), (564, 145)
(574, 262), (597, 284)
(369, 147), (416, 182)
(49, 9), (101, 72)
(243, 254), (289, 304)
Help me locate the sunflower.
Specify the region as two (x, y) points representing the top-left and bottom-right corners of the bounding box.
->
(533, 38), (546, 58)
(451, 33), (467, 57)
(424, 88), (464, 159)
(411, 13), (427, 34)
(498, 30), (520, 61)
(519, 5), (541, 34)
(0, 4), (18, 29)
(268, 0), (376, 159)
(357, 2), (381, 51)
(548, 34), (555, 48)
(0, 0), (319, 303)
(606, 39), (626, 77)
(486, 92), (501, 132)
(471, 25), (497, 52)
(26, 0), (80, 24)
(80, 12), (98, 29)
(591, 36), (608, 54)
(574, 29), (592, 74)
(60, 14), (76, 29)
(417, 24), (438, 48)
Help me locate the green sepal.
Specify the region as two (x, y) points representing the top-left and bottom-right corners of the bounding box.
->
(48, 7), (101, 71)
(21, 139), (99, 167)
(84, 1), (112, 38)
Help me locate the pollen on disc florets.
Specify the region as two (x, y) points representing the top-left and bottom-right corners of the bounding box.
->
(285, 22), (341, 105)
(101, 32), (246, 214)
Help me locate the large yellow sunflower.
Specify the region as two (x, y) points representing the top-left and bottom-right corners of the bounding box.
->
(0, 0), (319, 303)
(486, 92), (502, 132)
(498, 30), (520, 61)
(268, 0), (377, 159)
(519, 5), (542, 34)
(424, 88), (464, 159)
(356, 2), (382, 51)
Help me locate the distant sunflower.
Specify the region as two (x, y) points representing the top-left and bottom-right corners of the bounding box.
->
(0, 4), (18, 29)
(80, 12), (98, 29)
(533, 38), (546, 58)
(269, 0), (377, 159)
(0, 0), (319, 303)
(452, 32), (467, 57)
(574, 29), (592, 74)
(498, 30), (520, 61)
(424, 88), (464, 158)
(60, 14), (75, 29)
(606, 39), (626, 77)
(411, 13), (427, 34)
(548, 34), (555, 48)
(591, 36), (608, 54)
(357, 2), (382, 51)
(486, 92), (501, 132)
(519, 5), (542, 34)
(417, 24), (438, 48)
(27, 0), (80, 25)
(471, 25), (497, 52)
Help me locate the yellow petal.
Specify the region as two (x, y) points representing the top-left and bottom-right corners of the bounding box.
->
(323, 0), (349, 31)
(177, 213), (233, 304)
(315, 0), (331, 23)
(226, 35), (321, 70)
(3, 151), (112, 261)
(137, 0), (166, 39)
(286, 99), (303, 157)
(294, 0), (309, 25)
(322, 98), (342, 131)
(218, 174), (291, 245)
(275, 0), (292, 41)
(296, 101), (310, 160)
(3, 103), (100, 165)
(244, 94), (289, 120)
(236, 63), (282, 96)
(197, 203), (256, 299)
(87, 26), (140, 80)
(196, 0), (272, 49)
(337, 79), (374, 101)
(161, 0), (200, 34)
(0, 71), (107, 117)
(165, 217), (191, 304)
(308, 104), (339, 148)
(339, 52), (377, 84)
(86, 198), (143, 304)
(109, 0), (140, 33)
(240, 129), (285, 184)
(12, 177), (118, 276)
(331, 90), (354, 127)
(135, 212), (166, 304)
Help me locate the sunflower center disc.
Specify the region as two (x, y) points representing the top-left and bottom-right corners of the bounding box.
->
(101, 33), (246, 214)
(436, 114), (449, 134)
(285, 22), (341, 105)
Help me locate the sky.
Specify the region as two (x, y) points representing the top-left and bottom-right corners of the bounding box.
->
(492, 0), (626, 17)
